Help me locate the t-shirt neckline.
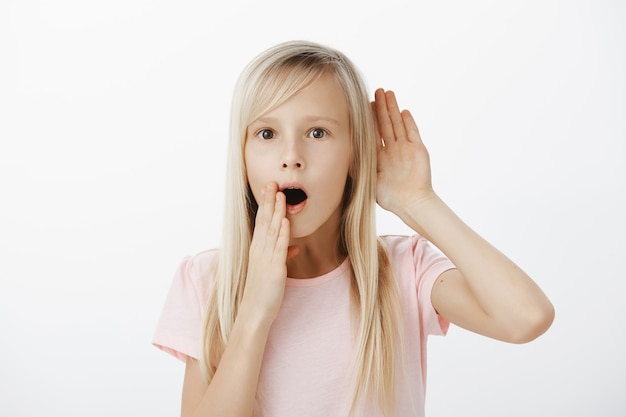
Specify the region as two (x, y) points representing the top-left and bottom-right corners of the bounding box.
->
(285, 257), (350, 287)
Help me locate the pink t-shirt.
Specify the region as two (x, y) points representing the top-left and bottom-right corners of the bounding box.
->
(153, 234), (455, 416)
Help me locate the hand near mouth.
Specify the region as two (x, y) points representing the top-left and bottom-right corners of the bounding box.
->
(241, 182), (299, 325)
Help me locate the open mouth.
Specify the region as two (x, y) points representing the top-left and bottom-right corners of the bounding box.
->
(281, 188), (308, 206)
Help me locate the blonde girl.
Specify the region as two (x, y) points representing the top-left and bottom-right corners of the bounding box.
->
(153, 40), (554, 417)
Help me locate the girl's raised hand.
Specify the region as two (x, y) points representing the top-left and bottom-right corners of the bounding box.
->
(373, 89), (435, 217)
(241, 183), (298, 326)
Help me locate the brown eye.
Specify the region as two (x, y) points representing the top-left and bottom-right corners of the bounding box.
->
(258, 129), (274, 140)
(308, 128), (327, 139)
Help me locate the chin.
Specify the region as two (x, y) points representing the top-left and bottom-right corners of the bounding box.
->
(287, 221), (319, 240)
(289, 227), (313, 240)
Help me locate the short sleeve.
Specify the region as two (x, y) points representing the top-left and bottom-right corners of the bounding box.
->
(152, 254), (209, 362)
(410, 235), (456, 336)
(382, 234), (456, 337)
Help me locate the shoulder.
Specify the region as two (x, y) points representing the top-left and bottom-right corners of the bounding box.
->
(379, 234), (427, 261)
(187, 248), (219, 278)
(379, 234), (455, 286)
(380, 233), (417, 250)
(175, 248), (219, 303)
(379, 234), (418, 272)
(152, 248), (218, 362)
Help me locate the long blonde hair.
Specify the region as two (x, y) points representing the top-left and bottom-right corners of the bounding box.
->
(200, 40), (402, 416)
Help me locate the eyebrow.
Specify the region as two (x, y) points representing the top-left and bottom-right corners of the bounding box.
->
(251, 115), (342, 127)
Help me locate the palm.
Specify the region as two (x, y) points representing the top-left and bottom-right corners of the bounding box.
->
(373, 89), (434, 215)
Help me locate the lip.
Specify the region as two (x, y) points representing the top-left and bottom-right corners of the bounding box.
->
(286, 199), (307, 215)
(279, 182), (308, 215)
(279, 182), (308, 196)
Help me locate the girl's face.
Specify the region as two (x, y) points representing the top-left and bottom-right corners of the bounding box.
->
(245, 73), (352, 240)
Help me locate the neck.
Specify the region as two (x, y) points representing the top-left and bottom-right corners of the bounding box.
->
(286, 208), (346, 279)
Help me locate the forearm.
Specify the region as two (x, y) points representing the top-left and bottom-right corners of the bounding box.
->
(186, 308), (271, 417)
(399, 192), (554, 334)
(372, 89), (553, 341)
(185, 182), (292, 416)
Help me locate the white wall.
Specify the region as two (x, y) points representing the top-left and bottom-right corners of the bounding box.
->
(1, 0), (624, 415)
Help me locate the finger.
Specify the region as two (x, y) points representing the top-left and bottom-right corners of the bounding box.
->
(256, 182), (278, 231)
(385, 90), (409, 143)
(274, 218), (291, 259)
(266, 189), (286, 240)
(374, 88), (395, 145)
(371, 101), (383, 152)
(401, 110), (424, 146)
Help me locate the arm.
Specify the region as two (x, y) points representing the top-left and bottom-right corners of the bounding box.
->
(181, 183), (297, 416)
(373, 89), (554, 343)
(181, 314), (271, 417)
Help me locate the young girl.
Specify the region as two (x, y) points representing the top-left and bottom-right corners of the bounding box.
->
(153, 40), (554, 417)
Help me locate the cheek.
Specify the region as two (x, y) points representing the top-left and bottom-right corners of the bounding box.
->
(330, 146), (352, 178)
(244, 153), (271, 204)
(321, 151), (352, 198)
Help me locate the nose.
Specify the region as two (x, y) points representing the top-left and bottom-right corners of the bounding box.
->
(281, 138), (304, 170)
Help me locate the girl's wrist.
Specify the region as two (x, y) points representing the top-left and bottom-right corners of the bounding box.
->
(237, 299), (277, 334)
(395, 190), (443, 236)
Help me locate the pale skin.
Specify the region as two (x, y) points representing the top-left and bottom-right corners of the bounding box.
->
(179, 85), (555, 417)
(373, 89), (554, 342)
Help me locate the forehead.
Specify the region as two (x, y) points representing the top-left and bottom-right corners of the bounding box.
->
(252, 73), (350, 125)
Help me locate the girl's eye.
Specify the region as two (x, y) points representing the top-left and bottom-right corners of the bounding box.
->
(308, 128), (328, 139)
(257, 129), (275, 140)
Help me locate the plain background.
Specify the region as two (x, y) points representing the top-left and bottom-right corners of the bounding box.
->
(1, 0), (625, 415)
